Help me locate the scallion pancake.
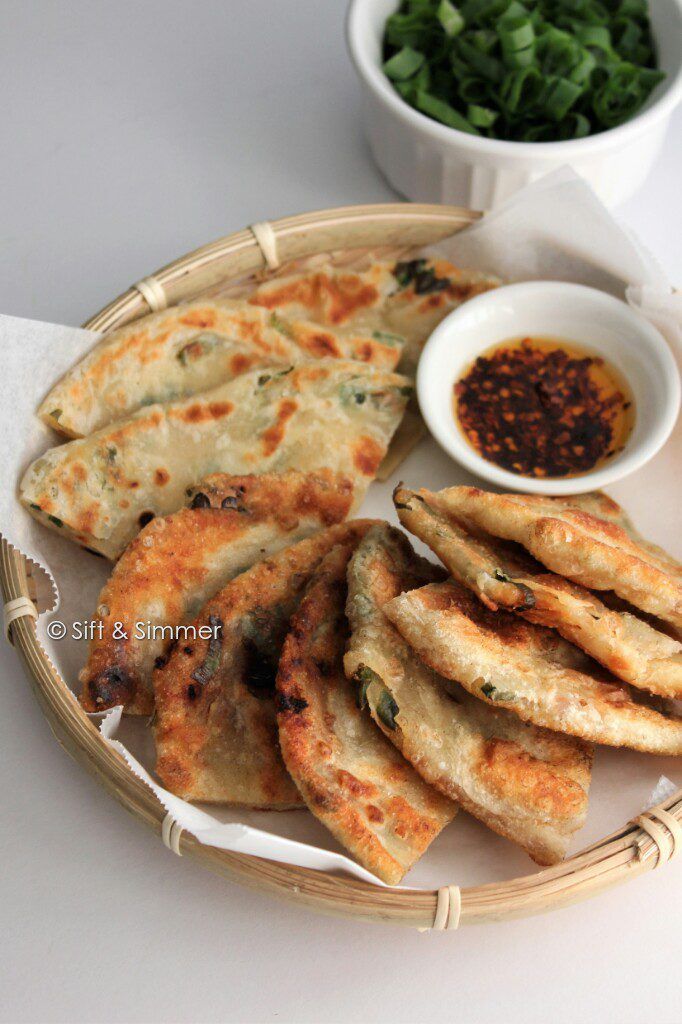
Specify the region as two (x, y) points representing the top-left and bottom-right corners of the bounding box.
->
(80, 471), (355, 715)
(394, 486), (682, 699)
(276, 539), (456, 884)
(39, 299), (404, 438)
(249, 257), (499, 374)
(21, 360), (410, 558)
(386, 580), (682, 756)
(345, 525), (592, 866)
(431, 487), (682, 630)
(153, 521), (375, 807)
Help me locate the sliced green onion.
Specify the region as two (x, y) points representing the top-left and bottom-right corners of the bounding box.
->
(461, 0), (508, 21)
(415, 90), (480, 133)
(561, 111), (591, 138)
(472, 28), (498, 52)
(458, 75), (490, 102)
(593, 62), (664, 126)
(467, 102), (499, 126)
(505, 44), (536, 68)
(543, 75), (583, 120)
(394, 63), (430, 101)
(500, 65), (544, 112)
(500, 1), (529, 19)
(536, 27), (581, 76)
(613, 18), (642, 59)
(498, 15), (535, 54)
(393, 80), (414, 100)
(383, 46), (425, 81)
(569, 50), (597, 84)
(575, 25), (612, 53)
(384, 12), (428, 49)
(381, 0), (663, 142)
(457, 36), (504, 81)
(522, 121), (557, 140)
(527, 112), (590, 141)
(617, 0), (648, 17)
(638, 67), (666, 90)
(438, 0), (465, 37)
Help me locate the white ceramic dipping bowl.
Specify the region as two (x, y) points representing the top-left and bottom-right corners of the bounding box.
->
(347, 0), (682, 208)
(417, 281), (680, 495)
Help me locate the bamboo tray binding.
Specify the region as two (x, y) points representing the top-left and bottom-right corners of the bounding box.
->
(2, 202), (680, 930)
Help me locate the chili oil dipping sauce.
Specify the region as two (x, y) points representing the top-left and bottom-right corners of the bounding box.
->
(453, 337), (635, 479)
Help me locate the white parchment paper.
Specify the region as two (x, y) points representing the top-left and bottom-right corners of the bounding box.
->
(2, 169), (680, 887)
(435, 166), (682, 355)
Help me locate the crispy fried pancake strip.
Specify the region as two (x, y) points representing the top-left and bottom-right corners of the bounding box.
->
(153, 521), (375, 807)
(386, 581), (682, 756)
(395, 486), (682, 699)
(79, 471), (355, 715)
(432, 487), (682, 629)
(277, 541), (455, 884)
(345, 525), (592, 866)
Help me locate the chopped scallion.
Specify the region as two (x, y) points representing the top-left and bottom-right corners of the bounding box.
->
(381, 0), (663, 142)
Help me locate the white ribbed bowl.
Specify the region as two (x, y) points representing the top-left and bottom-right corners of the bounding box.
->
(347, 0), (682, 208)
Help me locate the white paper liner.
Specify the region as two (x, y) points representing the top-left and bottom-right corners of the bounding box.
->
(2, 168), (681, 888)
(99, 706), (387, 885)
(435, 167), (681, 359)
(644, 776), (679, 812)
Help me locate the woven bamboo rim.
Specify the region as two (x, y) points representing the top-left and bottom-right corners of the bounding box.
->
(2, 202), (680, 929)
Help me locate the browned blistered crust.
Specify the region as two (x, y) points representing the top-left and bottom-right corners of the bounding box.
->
(250, 271), (383, 326)
(386, 580), (682, 755)
(153, 521), (377, 808)
(185, 469), (354, 525)
(433, 487), (682, 629)
(344, 524), (592, 866)
(394, 486), (682, 699)
(38, 299), (405, 438)
(79, 470), (356, 715)
(248, 257), (499, 374)
(21, 360), (410, 559)
(276, 540), (455, 885)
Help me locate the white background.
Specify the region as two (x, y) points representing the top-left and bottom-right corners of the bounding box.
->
(1, 3), (680, 1022)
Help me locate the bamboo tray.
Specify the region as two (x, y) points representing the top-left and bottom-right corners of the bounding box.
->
(2, 202), (680, 930)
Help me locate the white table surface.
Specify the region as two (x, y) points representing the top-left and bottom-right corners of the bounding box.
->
(1, 3), (680, 1022)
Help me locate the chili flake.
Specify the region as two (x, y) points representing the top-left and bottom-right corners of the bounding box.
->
(453, 337), (634, 478)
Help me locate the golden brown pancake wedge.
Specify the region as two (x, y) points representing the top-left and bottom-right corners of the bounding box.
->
(79, 471), (355, 715)
(394, 486), (682, 699)
(429, 487), (682, 630)
(385, 580), (682, 755)
(39, 299), (403, 438)
(276, 541), (456, 885)
(383, 258), (500, 373)
(21, 360), (410, 559)
(344, 525), (592, 866)
(248, 257), (499, 374)
(153, 521), (375, 807)
(183, 470), (352, 521)
(394, 485), (538, 612)
(248, 261), (398, 335)
(568, 493), (682, 586)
